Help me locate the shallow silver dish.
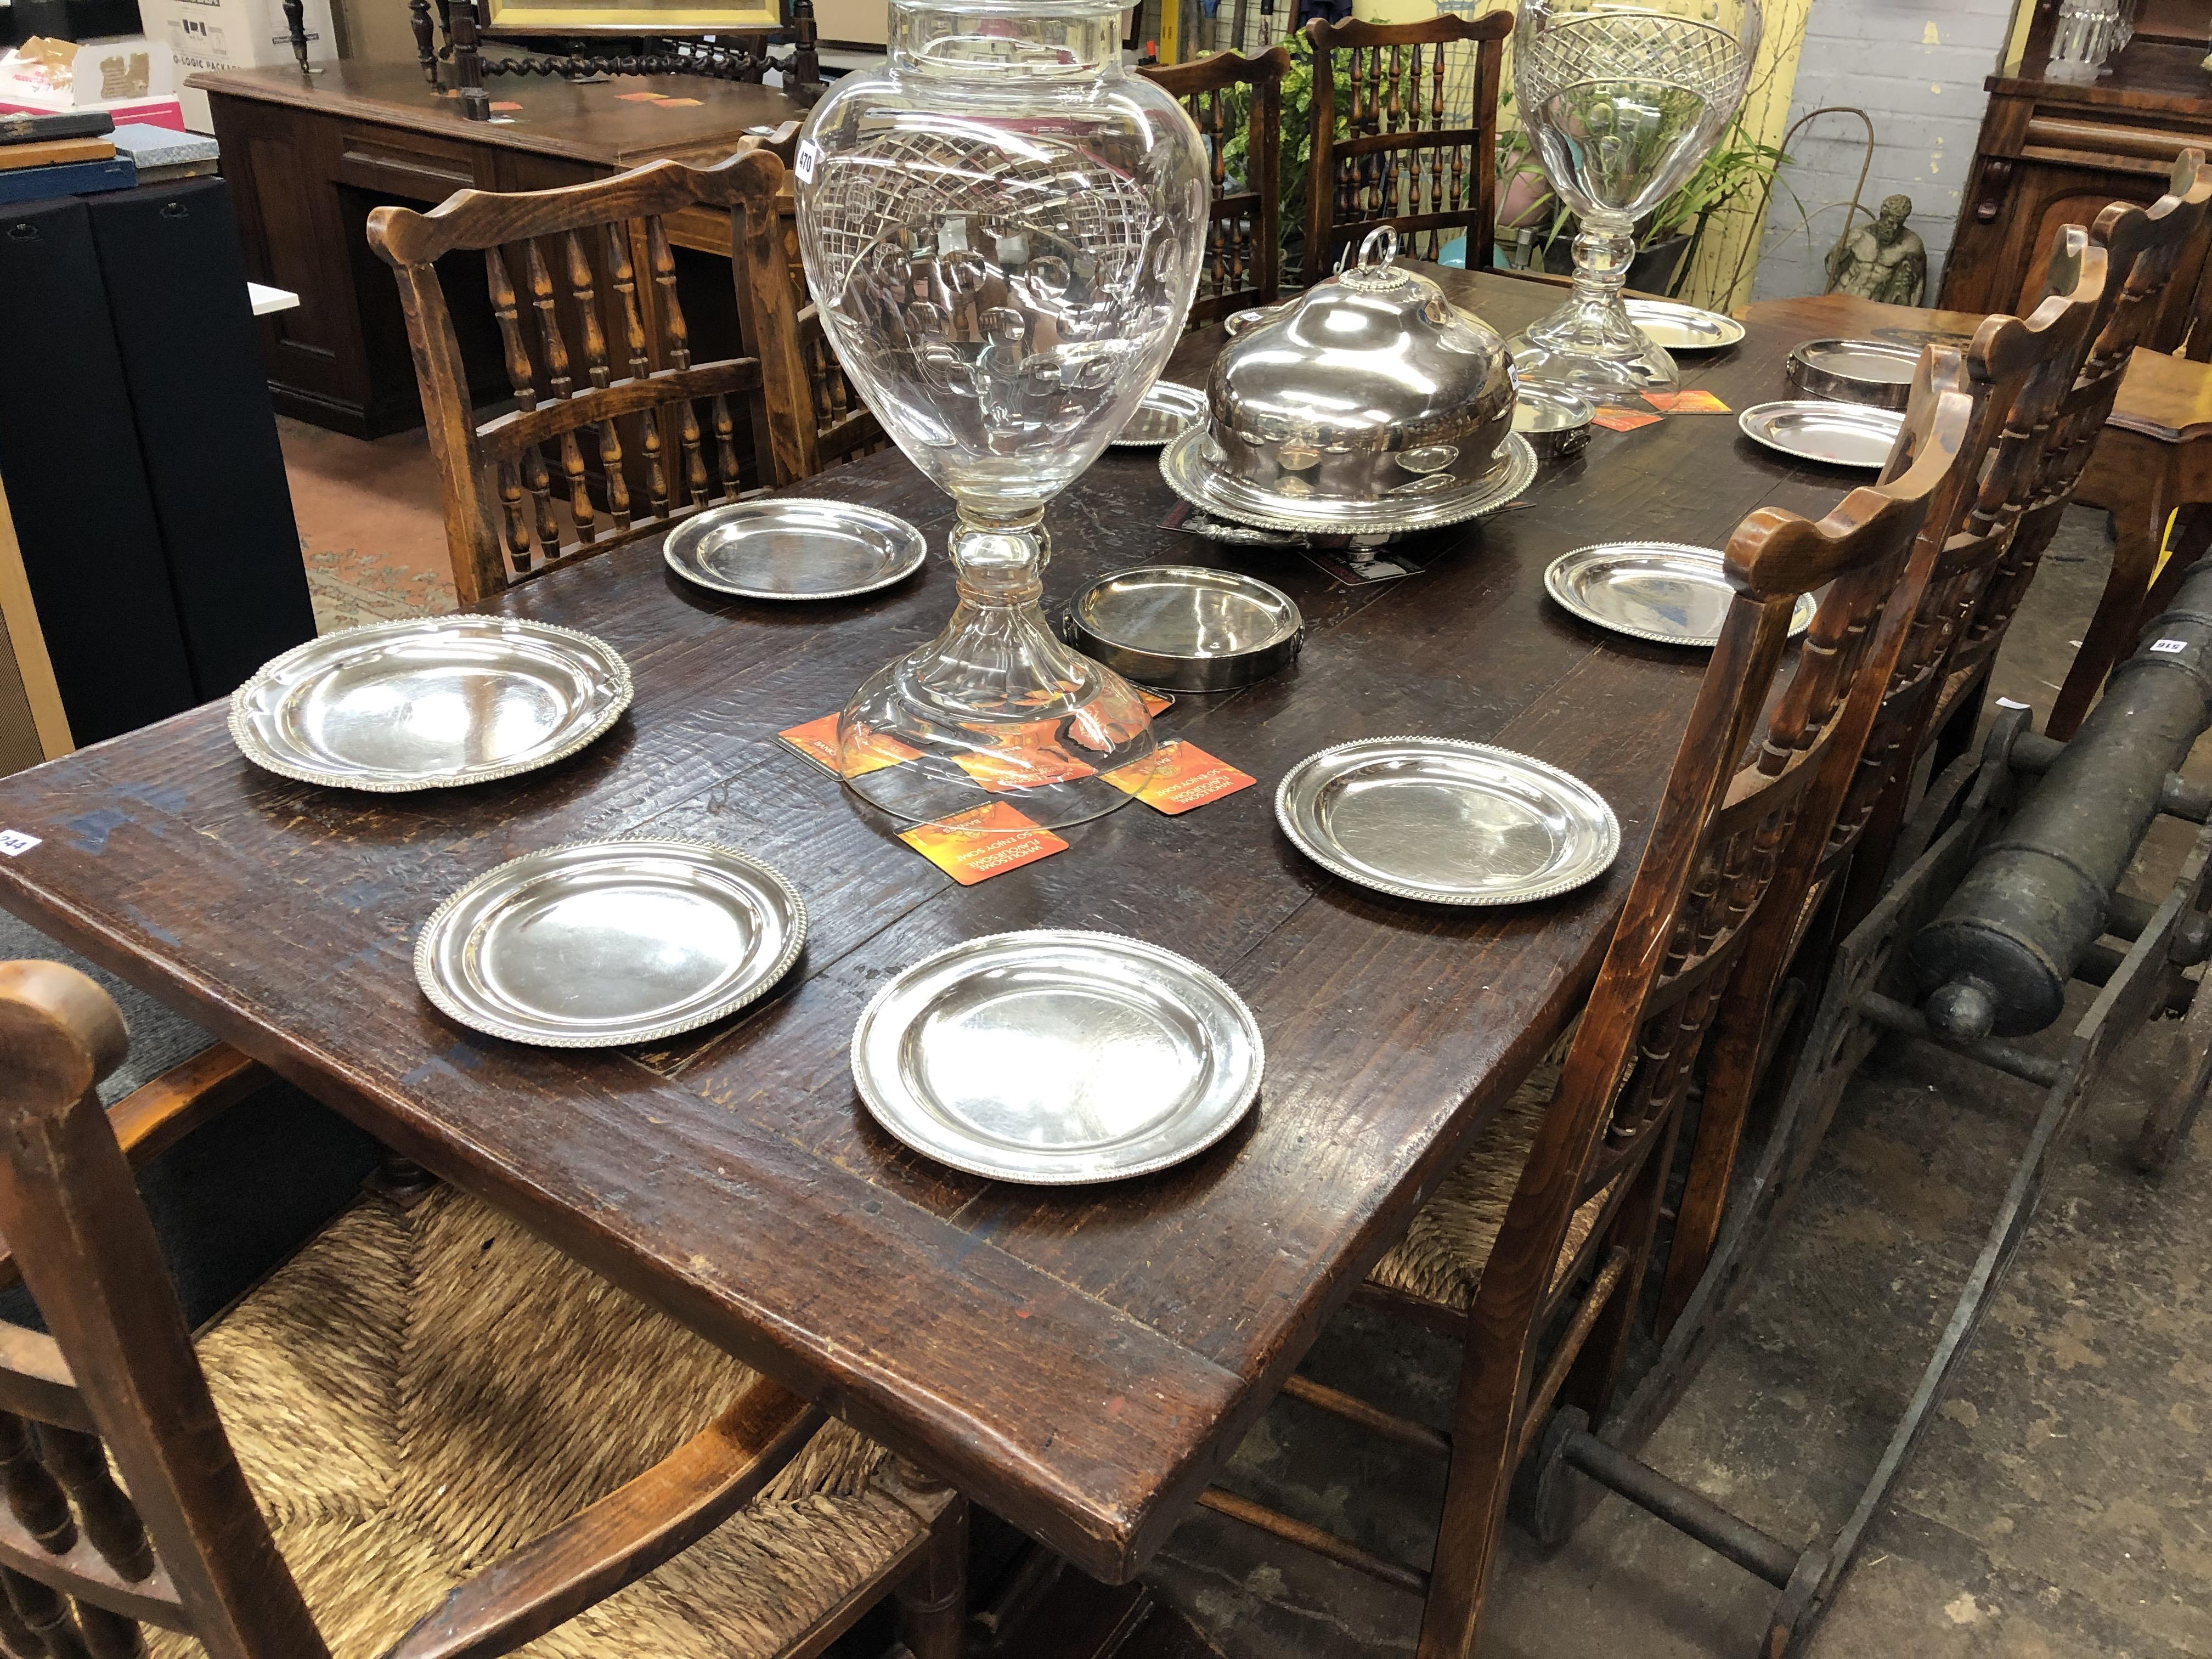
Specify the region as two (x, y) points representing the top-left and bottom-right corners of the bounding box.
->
(229, 616), (631, 792)
(1739, 399), (1905, 469)
(416, 838), (805, 1048)
(1786, 338), (1921, 411)
(663, 498), (927, 601)
(1111, 381), (1207, 447)
(1546, 542), (1816, 647)
(1276, 736), (1620, 906)
(1160, 428), (1538, 534)
(1513, 386), (1595, 463)
(1626, 298), (1746, 352)
(1064, 565), (1302, 692)
(850, 930), (1263, 1184)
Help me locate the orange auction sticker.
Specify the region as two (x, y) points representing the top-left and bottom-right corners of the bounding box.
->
(1644, 390), (1732, 414)
(776, 714), (919, 778)
(953, 742), (1098, 792)
(1592, 405), (1663, 432)
(899, 801), (1069, 885)
(1103, 741), (1256, 815)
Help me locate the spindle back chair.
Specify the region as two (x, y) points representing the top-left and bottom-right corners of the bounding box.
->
(725, 125), (888, 477)
(1303, 12), (1513, 281)
(0, 960), (968, 1659)
(1655, 229), (2112, 1331)
(1139, 45), (1291, 325)
(368, 146), (811, 605)
(1201, 375), (1974, 1659)
(1956, 149), (2212, 744)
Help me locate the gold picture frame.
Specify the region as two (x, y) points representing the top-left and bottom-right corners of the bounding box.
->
(480, 0), (784, 36)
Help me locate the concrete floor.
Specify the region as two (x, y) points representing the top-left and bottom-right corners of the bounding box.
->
(1142, 510), (2212, 1658)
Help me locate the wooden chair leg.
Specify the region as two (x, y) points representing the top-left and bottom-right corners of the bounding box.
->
(1413, 1334), (1533, 1659)
(893, 1486), (968, 1659)
(2050, 470), (2172, 739)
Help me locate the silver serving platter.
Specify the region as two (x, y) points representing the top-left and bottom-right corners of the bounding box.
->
(1111, 381), (1207, 447)
(850, 930), (1264, 1184)
(1064, 565), (1302, 691)
(229, 616), (631, 792)
(1276, 736), (1620, 906)
(416, 838), (805, 1048)
(1739, 399), (1905, 469)
(1785, 338), (1921, 411)
(663, 498), (927, 601)
(1546, 542), (1816, 647)
(1160, 427), (1539, 534)
(1626, 298), (1746, 352)
(1513, 386), (1595, 462)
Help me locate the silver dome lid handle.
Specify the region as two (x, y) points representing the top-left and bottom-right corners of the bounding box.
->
(1356, 225), (1400, 272)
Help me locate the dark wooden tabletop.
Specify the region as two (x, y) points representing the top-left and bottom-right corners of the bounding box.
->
(0, 272), (1965, 1582)
(189, 59), (803, 167)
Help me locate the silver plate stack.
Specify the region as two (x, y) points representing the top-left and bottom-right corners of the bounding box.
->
(850, 930), (1265, 1183)
(1785, 338), (1922, 411)
(1063, 565), (1302, 691)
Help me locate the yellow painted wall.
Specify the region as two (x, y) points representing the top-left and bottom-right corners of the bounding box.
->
(1673, 0), (1814, 313)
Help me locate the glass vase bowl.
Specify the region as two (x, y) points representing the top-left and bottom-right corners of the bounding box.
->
(792, 0), (1208, 827)
(1505, 0), (1762, 402)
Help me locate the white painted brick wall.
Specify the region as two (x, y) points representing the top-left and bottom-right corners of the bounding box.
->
(1751, 0), (2017, 303)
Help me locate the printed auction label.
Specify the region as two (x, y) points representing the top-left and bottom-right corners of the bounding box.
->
(1103, 741), (1256, 815)
(777, 714), (920, 778)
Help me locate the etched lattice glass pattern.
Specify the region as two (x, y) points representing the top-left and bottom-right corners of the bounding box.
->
(1505, 0), (1760, 401)
(794, 0), (1207, 827)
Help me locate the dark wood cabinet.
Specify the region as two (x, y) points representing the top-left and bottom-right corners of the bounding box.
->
(200, 61), (802, 437)
(1942, 2), (2212, 333)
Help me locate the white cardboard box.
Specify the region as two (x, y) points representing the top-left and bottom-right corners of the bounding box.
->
(137, 0), (337, 131)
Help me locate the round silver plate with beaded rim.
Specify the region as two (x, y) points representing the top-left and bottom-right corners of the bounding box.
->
(416, 838), (806, 1048)
(663, 498), (928, 601)
(1624, 298), (1746, 352)
(229, 615), (631, 792)
(850, 929), (1264, 1184)
(1738, 399), (1905, 469)
(1111, 381), (1209, 447)
(1160, 428), (1539, 534)
(1276, 736), (1621, 906)
(1546, 542), (1818, 647)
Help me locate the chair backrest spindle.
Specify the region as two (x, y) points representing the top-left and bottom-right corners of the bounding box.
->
(1139, 46), (1291, 326)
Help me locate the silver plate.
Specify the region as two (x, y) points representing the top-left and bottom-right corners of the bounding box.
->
(1625, 298), (1746, 352)
(663, 498), (927, 601)
(1160, 428), (1539, 534)
(416, 838), (806, 1048)
(1111, 381), (1207, 447)
(1785, 338), (1921, 411)
(1064, 565), (1302, 691)
(1738, 399), (1905, 469)
(1545, 542), (1817, 647)
(850, 930), (1264, 1184)
(229, 616), (631, 792)
(1276, 736), (1620, 906)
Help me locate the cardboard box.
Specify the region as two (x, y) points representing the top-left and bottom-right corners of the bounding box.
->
(0, 36), (176, 108)
(137, 0), (337, 131)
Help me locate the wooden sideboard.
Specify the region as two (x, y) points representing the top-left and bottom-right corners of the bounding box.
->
(1943, 7), (2212, 332)
(198, 61), (803, 437)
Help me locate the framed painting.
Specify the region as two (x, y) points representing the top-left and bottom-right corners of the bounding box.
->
(480, 0), (785, 35)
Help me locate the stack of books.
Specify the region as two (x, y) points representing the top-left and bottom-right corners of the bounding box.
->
(0, 110), (137, 205)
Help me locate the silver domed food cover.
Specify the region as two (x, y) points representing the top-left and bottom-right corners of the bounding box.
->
(1161, 230), (1537, 533)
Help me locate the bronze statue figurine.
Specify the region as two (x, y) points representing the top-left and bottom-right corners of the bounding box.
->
(1826, 194), (1928, 307)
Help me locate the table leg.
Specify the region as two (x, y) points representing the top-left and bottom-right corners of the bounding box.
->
(2050, 453), (2173, 740)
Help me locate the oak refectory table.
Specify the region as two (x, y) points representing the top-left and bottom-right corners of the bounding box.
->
(0, 274), (1982, 1585)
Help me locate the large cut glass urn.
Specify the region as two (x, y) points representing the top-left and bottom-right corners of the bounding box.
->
(792, 0), (1208, 827)
(1506, 0), (1761, 401)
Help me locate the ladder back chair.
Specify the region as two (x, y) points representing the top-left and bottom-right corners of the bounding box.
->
(1199, 383), (1973, 1659)
(0, 960), (968, 1659)
(725, 125), (888, 477)
(1943, 149), (2212, 751)
(1303, 12), (1513, 281)
(368, 146), (814, 606)
(1139, 45), (1291, 325)
(1656, 230), (2114, 1332)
